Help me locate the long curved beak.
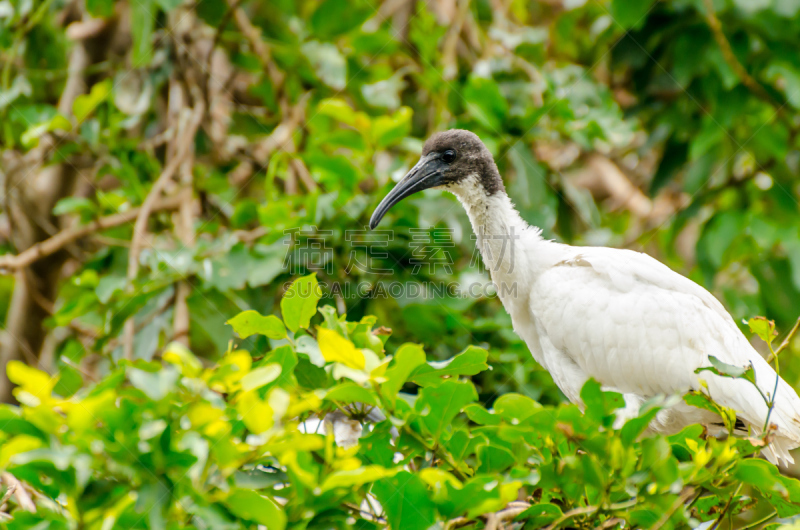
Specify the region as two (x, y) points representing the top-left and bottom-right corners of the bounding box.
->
(369, 154), (446, 230)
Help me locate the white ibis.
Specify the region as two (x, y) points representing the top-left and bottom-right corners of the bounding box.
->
(370, 129), (800, 465)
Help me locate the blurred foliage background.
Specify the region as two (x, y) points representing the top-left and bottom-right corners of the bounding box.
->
(2, 0), (800, 527)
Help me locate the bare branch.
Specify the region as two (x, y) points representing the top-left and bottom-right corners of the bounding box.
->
(123, 83), (204, 358)
(650, 487), (695, 530)
(230, 1), (284, 89)
(0, 194), (185, 272)
(0, 472), (35, 513)
(542, 505), (597, 530)
(770, 314), (800, 360)
(170, 81), (198, 347)
(702, 0), (780, 108)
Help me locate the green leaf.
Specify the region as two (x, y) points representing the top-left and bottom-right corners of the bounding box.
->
(748, 316), (777, 345)
(409, 345), (489, 386)
(493, 393), (540, 423)
(417, 380), (477, 441)
(320, 465), (398, 492)
(325, 382), (377, 406)
(683, 391), (721, 415)
(225, 489), (286, 529)
(518, 503), (564, 527)
(73, 79), (112, 123)
(463, 76), (508, 130)
(196, 0), (226, 25)
(52, 197), (96, 217)
(476, 444), (516, 473)
(611, 0), (655, 29)
(154, 0), (183, 11)
(162, 342), (203, 377)
(301, 41), (346, 90)
(620, 407), (660, 446)
(127, 366), (179, 401)
(20, 113), (71, 148)
(381, 343), (427, 400)
(227, 310), (287, 340)
(86, 0), (114, 17)
(281, 274), (321, 332)
(310, 0), (372, 39)
(697, 355), (750, 379)
(735, 459), (800, 517)
(240, 363), (282, 391)
(131, 0), (155, 65)
(260, 345), (298, 390)
(317, 98), (360, 127)
(371, 107), (412, 148)
(373, 472), (436, 530)
(765, 62), (800, 110)
(438, 477), (521, 519)
(580, 379), (624, 423)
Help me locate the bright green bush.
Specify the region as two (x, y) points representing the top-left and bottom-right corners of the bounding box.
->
(3, 0), (800, 528)
(1, 274), (799, 528)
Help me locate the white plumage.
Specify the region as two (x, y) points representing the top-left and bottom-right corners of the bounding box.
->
(453, 174), (800, 465)
(369, 129), (800, 465)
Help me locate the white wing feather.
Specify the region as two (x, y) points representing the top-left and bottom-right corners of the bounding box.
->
(529, 246), (800, 464)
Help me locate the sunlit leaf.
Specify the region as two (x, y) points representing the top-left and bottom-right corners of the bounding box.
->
(317, 328), (365, 370)
(227, 310), (287, 339)
(281, 274), (321, 332)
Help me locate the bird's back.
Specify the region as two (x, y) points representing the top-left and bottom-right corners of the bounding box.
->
(526, 244), (800, 464)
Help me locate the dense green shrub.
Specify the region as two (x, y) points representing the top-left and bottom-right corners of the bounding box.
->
(0, 274), (798, 528)
(3, 0), (800, 527)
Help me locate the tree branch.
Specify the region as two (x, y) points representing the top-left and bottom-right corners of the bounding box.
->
(123, 92), (204, 359)
(0, 194), (185, 272)
(542, 505), (598, 530)
(702, 0), (780, 108)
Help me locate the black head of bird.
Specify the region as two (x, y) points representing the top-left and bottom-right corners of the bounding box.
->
(369, 129), (505, 230)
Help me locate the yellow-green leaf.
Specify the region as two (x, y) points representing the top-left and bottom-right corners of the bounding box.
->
(748, 316), (777, 345)
(225, 489), (286, 530)
(227, 310), (287, 339)
(73, 79), (112, 123)
(325, 382), (376, 405)
(320, 465), (398, 492)
(317, 328), (365, 370)
(281, 274), (321, 332)
(237, 390), (273, 434)
(240, 363), (282, 391)
(162, 342), (203, 377)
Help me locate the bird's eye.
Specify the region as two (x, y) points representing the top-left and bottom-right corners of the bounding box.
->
(442, 149), (457, 163)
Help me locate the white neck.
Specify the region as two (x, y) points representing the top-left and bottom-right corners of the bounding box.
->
(446, 174), (541, 285)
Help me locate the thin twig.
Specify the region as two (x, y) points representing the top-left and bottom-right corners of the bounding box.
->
(289, 158), (318, 191)
(169, 81), (197, 348)
(543, 505), (597, 530)
(763, 372), (780, 434)
(205, 0), (243, 98)
(0, 473), (35, 513)
(702, 0), (780, 108)
(769, 314), (800, 362)
(485, 502), (531, 530)
(343, 502), (387, 524)
(710, 482), (742, 530)
(650, 487), (695, 530)
(230, 0), (284, 89)
(123, 95), (204, 359)
(595, 517), (625, 529)
(739, 510), (778, 530)
(0, 194), (185, 272)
